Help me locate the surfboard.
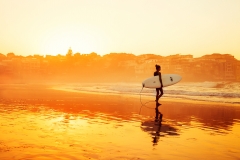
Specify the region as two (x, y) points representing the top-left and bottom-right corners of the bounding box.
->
(142, 74), (182, 88)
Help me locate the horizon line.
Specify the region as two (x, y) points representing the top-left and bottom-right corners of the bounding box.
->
(0, 52), (238, 58)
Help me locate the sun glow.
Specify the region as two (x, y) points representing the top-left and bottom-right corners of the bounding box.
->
(40, 25), (109, 55)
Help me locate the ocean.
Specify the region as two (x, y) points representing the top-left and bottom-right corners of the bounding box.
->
(53, 81), (240, 104)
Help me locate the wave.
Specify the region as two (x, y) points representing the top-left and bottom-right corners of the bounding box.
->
(163, 95), (240, 104)
(179, 81), (240, 89)
(164, 90), (240, 98)
(182, 81), (221, 88)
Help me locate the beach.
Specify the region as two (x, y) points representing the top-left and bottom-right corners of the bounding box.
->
(0, 84), (240, 160)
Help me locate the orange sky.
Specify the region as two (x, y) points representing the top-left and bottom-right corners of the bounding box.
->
(1, 0), (240, 60)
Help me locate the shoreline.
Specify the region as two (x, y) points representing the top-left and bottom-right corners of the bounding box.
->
(50, 86), (240, 107)
(0, 83), (239, 108)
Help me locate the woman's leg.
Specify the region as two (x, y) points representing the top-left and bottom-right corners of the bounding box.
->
(156, 88), (159, 102)
(158, 88), (163, 99)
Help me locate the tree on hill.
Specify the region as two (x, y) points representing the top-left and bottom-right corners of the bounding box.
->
(7, 52), (15, 59)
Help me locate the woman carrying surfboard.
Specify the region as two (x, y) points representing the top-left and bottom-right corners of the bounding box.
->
(154, 64), (163, 104)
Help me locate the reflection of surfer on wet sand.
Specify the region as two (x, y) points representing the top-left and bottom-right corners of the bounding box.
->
(141, 120), (179, 146)
(155, 102), (163, 122)
(153, 123), (161, 145)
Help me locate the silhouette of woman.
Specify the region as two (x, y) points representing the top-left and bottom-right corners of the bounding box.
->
(154, 64), (163, 104)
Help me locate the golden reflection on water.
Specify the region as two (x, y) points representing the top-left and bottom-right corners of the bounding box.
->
(0, 100), (240, 160)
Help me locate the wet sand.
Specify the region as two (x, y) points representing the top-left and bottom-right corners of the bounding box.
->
(0, 84), (240, 160)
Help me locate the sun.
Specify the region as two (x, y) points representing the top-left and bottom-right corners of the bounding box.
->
(40, 25), (107, 56)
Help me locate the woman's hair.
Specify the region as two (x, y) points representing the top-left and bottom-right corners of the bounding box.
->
(155, 64), (160, 70)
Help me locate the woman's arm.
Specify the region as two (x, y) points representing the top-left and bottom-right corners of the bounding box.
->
(159, 72), (163, 87)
